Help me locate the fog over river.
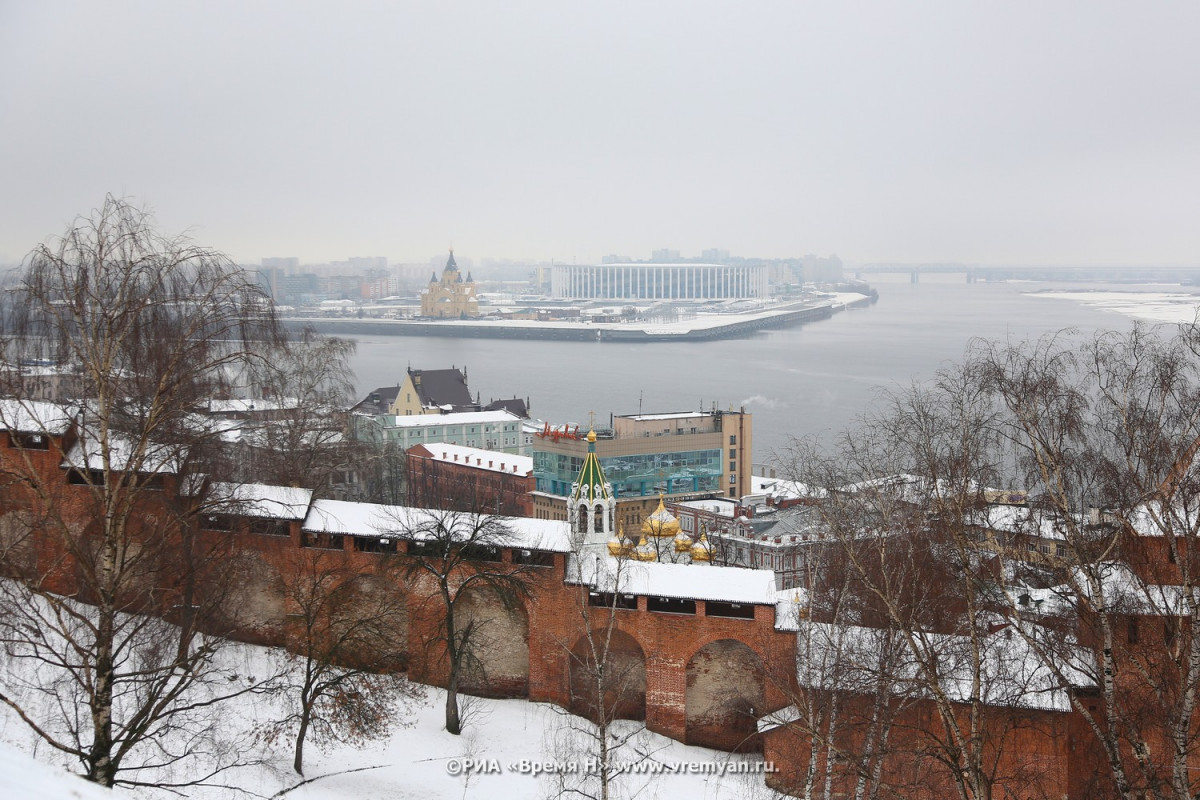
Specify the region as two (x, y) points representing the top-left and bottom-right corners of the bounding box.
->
(348, 274), (1199, 464)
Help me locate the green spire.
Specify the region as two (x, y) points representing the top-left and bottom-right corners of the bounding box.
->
(571, 429), (613, 504)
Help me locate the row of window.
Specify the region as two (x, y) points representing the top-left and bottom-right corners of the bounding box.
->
(587, 592), (757, 619)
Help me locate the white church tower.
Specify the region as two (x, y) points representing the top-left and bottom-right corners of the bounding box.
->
(567, 429), (615, 550)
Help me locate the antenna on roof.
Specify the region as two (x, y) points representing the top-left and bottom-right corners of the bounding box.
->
(638, 391), (643, 416)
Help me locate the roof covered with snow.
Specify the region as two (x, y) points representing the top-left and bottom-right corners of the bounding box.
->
(303, 499), (572, 552)
(206, 482), (313, 520)
(409, 443), (532, 475)
(1126, 500), (1200, 537)
(968, 504), (1072, 541)
(567, 554), (778, 605)
(381, 410), (521, 429)
(772, 619), (1093, 714)
(0, 398), (75, 435)
(749, 474), (822, 500)
(672, 498), (738, 517)
(61, 431), (182, 474)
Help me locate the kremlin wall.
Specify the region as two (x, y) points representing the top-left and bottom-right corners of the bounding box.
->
(0, 404), (1183, 799)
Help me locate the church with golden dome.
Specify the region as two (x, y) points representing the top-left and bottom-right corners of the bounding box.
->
(420, 250), (479, 318)
(569, 429), (711, 565)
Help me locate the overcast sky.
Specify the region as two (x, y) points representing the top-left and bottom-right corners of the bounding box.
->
(1, 1), (1196, 267)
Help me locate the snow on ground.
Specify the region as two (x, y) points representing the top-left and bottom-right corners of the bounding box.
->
(0, 740), (126, 800)
(0, 637), (784, 800)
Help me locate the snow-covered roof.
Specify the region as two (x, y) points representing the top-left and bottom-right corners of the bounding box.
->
(567, 554), (778, 605)
(303, 499), (572, 552)
(1126, 500), (1200, 537)
(673, 498), (737, 517)
(749, 474), (823, 500)
(620, 411), (707, 422)
(382, 410), (521, 428)
(413, 443), (532, 475)
(201, 398), (300, 414)
(61, 431), (182, 474)
(1070, 561), (1199, 616)
(0, 398), (75, 435)
(782, 619), (1093, 712)
(206, 482), (313, 520)
(968, 504), (1071, 541)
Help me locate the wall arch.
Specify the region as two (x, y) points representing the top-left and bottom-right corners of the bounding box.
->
(221, 552), (287, 642)
(568, 627), (647, 722)
(685, 638), (765, 752)
(332, 573), (409, 671)
(455, 585), (530, 697)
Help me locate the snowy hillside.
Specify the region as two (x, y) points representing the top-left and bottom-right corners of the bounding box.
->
(0, 639), (782, 800)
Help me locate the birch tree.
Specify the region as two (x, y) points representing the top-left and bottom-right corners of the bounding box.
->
(0, 196), (284, 787)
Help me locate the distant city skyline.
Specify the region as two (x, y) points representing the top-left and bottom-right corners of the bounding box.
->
(1, 2), (1197, 268)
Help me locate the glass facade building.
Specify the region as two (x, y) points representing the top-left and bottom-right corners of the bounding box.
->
(534, 448), (723, 498)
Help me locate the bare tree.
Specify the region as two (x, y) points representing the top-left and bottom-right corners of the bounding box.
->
(550, 550), (653, 800)
(0, 196), (284, 787)
(241, 327), (363, 497)
(385, 505), (533, 735)
(265, 548), (417, 775)
(785, 361), (1069, 800)
(969, 324), (1200, 800)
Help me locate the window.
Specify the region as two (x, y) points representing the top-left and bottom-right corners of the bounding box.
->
(302, 532), (344, 550)
(458, 544), (502, 562)
(202, 514), (233, 532)
(729, 435), (736, 445)
(68, 469), (104, 486)
(356, 537), (397, 554)
(250, 518), (290, 537)
(589, 592), (637, 610)
(514, 549), (555, 567)
(9, 432), (49, 450)
(706, 601), (755, 620)
(647, 596), (696, 615)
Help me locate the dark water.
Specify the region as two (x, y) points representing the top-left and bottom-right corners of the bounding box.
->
(348, 275), (1151, 463)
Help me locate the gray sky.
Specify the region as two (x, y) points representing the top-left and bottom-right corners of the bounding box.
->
(1, 1), (1197, 267)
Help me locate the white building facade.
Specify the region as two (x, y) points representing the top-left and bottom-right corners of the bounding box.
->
(550, 263), (769, 301)
(354, 410), (526, 455)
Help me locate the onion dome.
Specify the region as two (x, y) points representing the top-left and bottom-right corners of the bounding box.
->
(633, 534), (658, 562)
(641, 496), (680, 538)
(607, 525), (632, 557)
(673, 530), (694, 553)
(690, 532), (713, 563)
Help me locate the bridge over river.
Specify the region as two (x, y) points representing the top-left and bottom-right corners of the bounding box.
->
(856, 264), (1200, 284)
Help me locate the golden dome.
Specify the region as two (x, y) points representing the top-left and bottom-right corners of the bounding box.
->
(690, 532), (712, 562)
(641, 496), (680, 538)
(587, 429), (597, 443)
(608, 538), (631, 557)
(632, 534), (658, 562)
(607, 524), (632, 557)
(673, 530), (694, 553)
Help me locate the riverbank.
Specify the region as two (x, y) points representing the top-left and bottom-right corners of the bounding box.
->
(286, 292), (874, 342)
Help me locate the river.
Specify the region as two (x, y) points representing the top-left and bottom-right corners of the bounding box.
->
(347, 274), (1198, 464)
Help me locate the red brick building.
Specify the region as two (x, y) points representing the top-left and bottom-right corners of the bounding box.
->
(405, 443), (534, 517)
